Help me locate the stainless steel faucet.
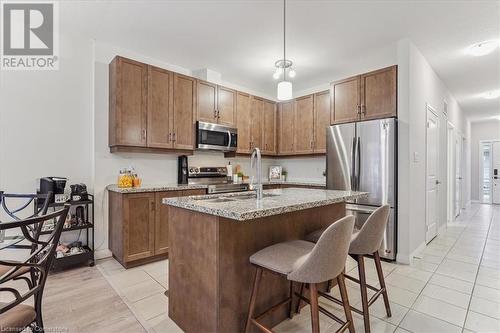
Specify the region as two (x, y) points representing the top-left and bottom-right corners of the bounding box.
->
(250, 147), (263, 200)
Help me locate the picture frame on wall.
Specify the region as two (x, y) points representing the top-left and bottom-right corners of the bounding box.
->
(269, 166), (282, 181)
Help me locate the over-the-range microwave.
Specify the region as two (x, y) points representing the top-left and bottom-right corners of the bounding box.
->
(196, 121), (237, 152)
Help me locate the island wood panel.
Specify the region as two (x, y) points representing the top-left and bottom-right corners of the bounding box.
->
(236, 92), (252, 154)
(197, 80), (218, 123)
(331, 75), (361, 124)
(168, 202), (346, 333)
(172, 74), (196, 150)
(217, 86), (236, 126)
(314, 90), (331, 153)
(294, 94), (315, 154)
(109, 56), (148, 147)
(147, 66), (173, 148)
(361, 65), (397, 120)
(168, 207), (219, 333)
(278, 101), (295, 154)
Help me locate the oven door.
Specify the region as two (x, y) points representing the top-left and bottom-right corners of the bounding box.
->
(196, 121), (237, 151)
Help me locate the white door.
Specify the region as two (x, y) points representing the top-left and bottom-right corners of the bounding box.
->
(426, 107), (439, 242)
(493, 142), (500, 204)
(455, 134), (462, 217)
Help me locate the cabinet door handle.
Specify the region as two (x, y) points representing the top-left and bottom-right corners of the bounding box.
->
(361, 104), (366, 116)
(217, 110), (220, 119)
(142, 129), (146, 140)
(168, 132), (172, 142)
(151, 201), (155, 211)
(172, 133), (176, 142)
(214, 109), (218, 119)
(356, 104), (361, 115)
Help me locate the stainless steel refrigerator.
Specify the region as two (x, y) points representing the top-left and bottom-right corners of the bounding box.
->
(327, 118), (397, 260)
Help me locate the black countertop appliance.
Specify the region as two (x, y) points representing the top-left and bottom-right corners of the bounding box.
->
(39, 177), (67, 203)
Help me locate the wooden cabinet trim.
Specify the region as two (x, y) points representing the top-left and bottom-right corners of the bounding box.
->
(173, 73), (196, 150)
(360, 65), (397, 120)
(313, 90), (330, 153)
(147, 65), (173, 149)
(293, 94), (315, 154)
(197, 80), (218, 123)
(217, 85), (237, 126)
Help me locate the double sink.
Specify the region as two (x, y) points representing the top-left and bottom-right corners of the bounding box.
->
(194, 192), (280, 203)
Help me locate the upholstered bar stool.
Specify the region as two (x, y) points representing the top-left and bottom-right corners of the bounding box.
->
(244, 215), (356, 333)
(305, 205), (392, 333)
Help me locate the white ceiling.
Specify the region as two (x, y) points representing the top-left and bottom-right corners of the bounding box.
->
(62, 0), (500, 120)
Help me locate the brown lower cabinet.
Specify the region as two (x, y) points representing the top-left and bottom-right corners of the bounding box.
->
(109, 189), (206, 268)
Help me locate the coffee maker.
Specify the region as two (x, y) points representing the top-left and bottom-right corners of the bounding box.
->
(38, 177), (68, 203)
(178, 156), (188, 184)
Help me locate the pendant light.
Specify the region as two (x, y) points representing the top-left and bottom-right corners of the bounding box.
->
(276, 0), (293, 101)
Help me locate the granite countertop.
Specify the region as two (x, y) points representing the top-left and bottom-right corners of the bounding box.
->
(106, 183), (208, 193)
(106, 180), (325, 193)
(163, 188), (367, 221)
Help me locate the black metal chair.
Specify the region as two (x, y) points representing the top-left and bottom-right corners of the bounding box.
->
(0, 191), (52, 282)
(0, 204), (69, 333)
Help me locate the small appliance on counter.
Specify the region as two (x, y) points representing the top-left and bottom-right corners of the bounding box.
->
(178, 155), (189, 185)
(70, 184), (88, 201)
(38, 177), (68, 203)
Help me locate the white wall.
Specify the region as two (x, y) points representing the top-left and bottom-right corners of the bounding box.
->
(396, 39), (468, 263)
(470, 120), (500, 201)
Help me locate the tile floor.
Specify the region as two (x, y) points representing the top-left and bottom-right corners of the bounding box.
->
(96, 203), (500, 333)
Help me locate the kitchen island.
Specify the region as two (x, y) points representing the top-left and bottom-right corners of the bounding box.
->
(164, 188), (366, 333)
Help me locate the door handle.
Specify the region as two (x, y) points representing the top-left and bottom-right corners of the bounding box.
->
(142, 129), (146, 140)
(172, 133), (176, 142)
(436, 180), (441, 185)
(360, 104), (366, 116)
(168, 132), (172, 142)
(351, 137), (357, 190)
(356, 137), (361, 190)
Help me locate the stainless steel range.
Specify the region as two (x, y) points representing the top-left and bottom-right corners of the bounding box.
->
(188, 167), (249, 194)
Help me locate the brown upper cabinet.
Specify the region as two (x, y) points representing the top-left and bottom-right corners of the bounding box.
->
(331, 65), (397, 124)
(109, 56), (195, 152)
(262, 100), (276, 154)
(360, 66), (397, 120)
(109, 56), (148, 147)
(172, 73), (196, 150)
(250, 97), (263, 150)
(278, 101), (295, 155)
(197, 81), (236, 127)
(236, 92), (252, 154)
(294, 95), (315, 154)
(314, 90), (330, 153)
(147, 66), (172, 149)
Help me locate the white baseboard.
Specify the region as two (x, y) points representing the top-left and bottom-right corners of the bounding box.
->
(405, 241), (427, 265)
(470, 200), (480, 204)
(396, 253), (411, 264)
(95, 248), (112, 260)
(438, 223), (447, 235)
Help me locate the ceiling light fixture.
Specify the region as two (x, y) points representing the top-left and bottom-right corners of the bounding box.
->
(466, 40), (499, 56)
(479, 90), (500, 99)
(275, 0), (293, 100)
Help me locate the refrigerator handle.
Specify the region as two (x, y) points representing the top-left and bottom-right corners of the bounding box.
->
(351, 137), (357, 190)
(356, 137), (361, 191)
